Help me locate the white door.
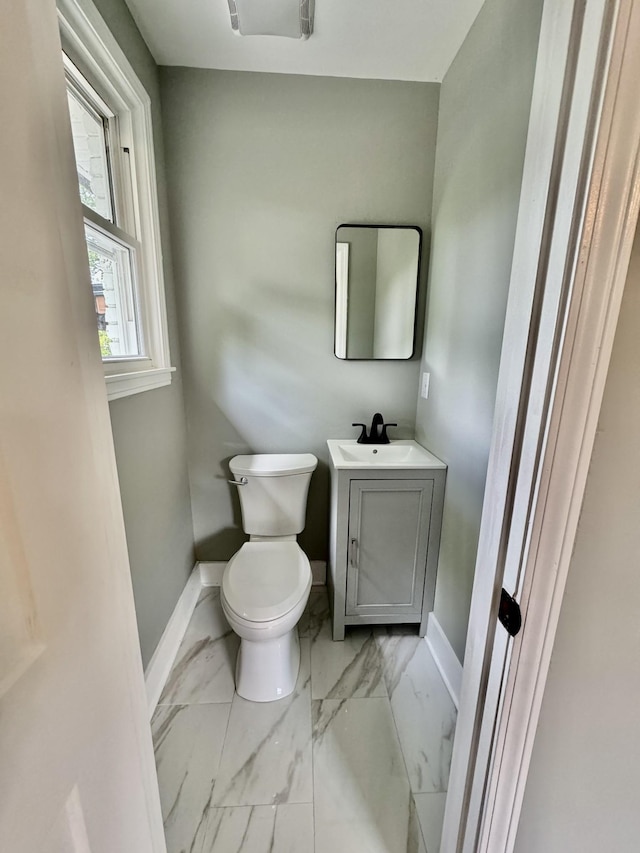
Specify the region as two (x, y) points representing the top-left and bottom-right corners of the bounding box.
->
(443, 1), (640, 850)
(0, 2), (166, 851)
(471, 1), (640, 848)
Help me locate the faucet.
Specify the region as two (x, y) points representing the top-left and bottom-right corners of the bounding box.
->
(352, 413), (398, 444)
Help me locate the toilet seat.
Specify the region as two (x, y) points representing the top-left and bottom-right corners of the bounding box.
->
(222, 541), (311, 623)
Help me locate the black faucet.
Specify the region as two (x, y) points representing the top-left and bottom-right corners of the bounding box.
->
(352, 413), (398, 445)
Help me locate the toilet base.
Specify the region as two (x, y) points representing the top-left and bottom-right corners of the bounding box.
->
(235, 629), (300, 702)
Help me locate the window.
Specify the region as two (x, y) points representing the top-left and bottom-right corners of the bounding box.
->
(58, 0), (174, 400)
(66, 65), (143, 361)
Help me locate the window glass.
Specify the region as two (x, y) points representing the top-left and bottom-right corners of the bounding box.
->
(66, 87), (113, 222)
(60, 15), (172, 398)
(85, 223), (142, 358)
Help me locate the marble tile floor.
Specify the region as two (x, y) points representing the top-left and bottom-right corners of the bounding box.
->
(152, 587), (457, 853)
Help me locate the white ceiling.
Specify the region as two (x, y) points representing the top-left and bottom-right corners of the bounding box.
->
(124, 0), (486, 83)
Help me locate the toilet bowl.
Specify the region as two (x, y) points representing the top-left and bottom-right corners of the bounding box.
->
(221, 541), (311, 701)
(223, 453), (317, 702)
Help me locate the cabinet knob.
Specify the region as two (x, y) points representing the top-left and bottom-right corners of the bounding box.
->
(350, 537), (359, 568)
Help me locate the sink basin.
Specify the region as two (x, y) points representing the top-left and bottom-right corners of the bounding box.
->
(327, 439), (445, 469)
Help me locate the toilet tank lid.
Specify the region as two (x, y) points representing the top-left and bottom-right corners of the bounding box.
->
(229, 453), (318, 478)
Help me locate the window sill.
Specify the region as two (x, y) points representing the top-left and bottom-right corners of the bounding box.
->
(106, 366), (176, 402)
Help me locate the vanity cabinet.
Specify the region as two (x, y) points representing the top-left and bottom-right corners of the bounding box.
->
(327, 443), (446, 641)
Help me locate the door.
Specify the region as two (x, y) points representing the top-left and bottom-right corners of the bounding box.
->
(469, 3), (640, 849)
(345, 479), (432, 616)
(0, 2), (165, 851)
(442, 1), (640, 850)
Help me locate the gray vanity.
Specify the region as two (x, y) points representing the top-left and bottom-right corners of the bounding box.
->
(327, 439), (446, 641)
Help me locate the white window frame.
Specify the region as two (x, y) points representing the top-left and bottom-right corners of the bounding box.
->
(58, 0), (174, 401)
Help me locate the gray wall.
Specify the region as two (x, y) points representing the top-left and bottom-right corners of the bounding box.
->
(415, 0), (544, 662)
(514, 224), (640, 853)
(92, 0), (195, 667)
(374, 229), (420, 359)
(160, 69), (439, 561)
(340, 227), (378, 359)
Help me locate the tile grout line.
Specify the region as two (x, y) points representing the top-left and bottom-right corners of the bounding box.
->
(213, 696), (235, 804)
(304, 595), (321, 853)
(308, 621), (317, 853)
(374, 631), (431, 853)
(207, 589), (235, 813)
(306, 588), (332, 853)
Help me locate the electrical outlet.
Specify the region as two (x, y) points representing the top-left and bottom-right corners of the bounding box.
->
(421, 372), (430, 399)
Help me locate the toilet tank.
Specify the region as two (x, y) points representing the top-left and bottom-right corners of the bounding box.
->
(229, 454), (318, 536)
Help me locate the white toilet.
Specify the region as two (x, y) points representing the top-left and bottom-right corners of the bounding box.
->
(221, 453), (318, 702)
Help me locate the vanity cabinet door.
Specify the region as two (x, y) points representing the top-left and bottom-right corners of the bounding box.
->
(345, 479), (433, 616)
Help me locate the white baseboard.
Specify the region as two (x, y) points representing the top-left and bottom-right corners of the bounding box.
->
(199, 559), (327, 586)
(426, 612), (463, 709)
(144, 566), (201, 718)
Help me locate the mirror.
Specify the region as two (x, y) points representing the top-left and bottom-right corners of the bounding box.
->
(334, 225), (421, 360)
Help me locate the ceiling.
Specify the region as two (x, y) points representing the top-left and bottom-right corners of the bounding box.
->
(124, 0), (486, 82)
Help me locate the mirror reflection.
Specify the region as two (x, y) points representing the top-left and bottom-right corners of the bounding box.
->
(334, 225), (421, 360)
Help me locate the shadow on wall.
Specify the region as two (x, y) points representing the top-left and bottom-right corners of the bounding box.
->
(194, 456), (330, 563)
(196, 527), (246, 562)
(432, 478), (485, 662)
(195, 456), (245, 558)
(183, 266), (375, 564)
(162, 71), (437, 569)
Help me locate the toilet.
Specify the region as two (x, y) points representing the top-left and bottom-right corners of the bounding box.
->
(221, 453), (318, 702)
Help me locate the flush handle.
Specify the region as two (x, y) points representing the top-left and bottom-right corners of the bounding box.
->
(228, 477), (248, 486)
(350, 537), (359, 568)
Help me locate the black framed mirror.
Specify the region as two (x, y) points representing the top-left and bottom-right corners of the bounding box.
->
(334, 224), (422, 360)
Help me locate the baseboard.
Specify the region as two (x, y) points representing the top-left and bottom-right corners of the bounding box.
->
(144, 565), (201, 719)
(199, 559), (327, 586)
(426, 612), (463, 709)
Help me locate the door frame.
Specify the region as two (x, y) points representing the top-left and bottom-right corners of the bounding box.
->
(441, 1), (640, 850)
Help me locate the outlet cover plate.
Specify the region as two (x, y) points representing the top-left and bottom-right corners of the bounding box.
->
(421, 372), (430, 399)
